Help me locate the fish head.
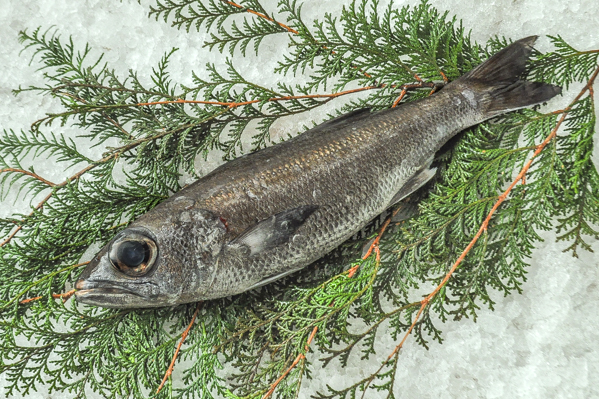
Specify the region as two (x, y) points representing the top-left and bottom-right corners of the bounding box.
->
(75, 197), (228, 308)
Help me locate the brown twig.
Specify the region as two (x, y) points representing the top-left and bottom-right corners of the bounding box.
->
(439, 70), (449, 84)
(218, 0), (432, 84)
(55, 91), (134, 140)
(156, 302), (202, 394)
(261, 326), (318, 399)
(0, 168), (57, 187)
(0, 189), (52, 247)
(391, 82), (443, 108)
(138, 81), (442, 114)
(0, 159), (107, 248)
(366, 64), (599, 393)
(19, 289), (76, 305)
(136, 86), (380, 108)
(391, 88), (408, 109)
(222, 0), (299, 34)
(1, 261), (89, 311)
(428, 85), (439, 96)
(350, 206), (405, 277)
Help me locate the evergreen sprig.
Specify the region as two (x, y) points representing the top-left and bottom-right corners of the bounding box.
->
(1, 0), (598, 398)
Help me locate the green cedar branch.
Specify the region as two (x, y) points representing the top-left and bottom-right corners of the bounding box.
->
(337, 62), (599, 399)
(1, 1), (599, 398)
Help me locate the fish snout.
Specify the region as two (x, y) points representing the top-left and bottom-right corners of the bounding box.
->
(75, 278), (88, 291)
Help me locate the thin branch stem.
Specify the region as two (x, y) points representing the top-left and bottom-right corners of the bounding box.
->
(1, 158), (103, 248)
(0, 168), (57, 187)
(261, 326), (318, 399)
(221, 0), (299, 34)
(19, 289), (76, 304)
(0, 261), (88, 311)
(391, 88), (408, 108)
(136, 86), (380, 108)
(156, 302), (202, 394)
(135, 82), (440, 116)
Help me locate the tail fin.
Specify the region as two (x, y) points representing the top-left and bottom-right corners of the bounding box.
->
(454, 36), (561, 116)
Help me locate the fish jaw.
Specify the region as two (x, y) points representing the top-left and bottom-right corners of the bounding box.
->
(75, 284), (151, 308)
(75, 251), (188, 308)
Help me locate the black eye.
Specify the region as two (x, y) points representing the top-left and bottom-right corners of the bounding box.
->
(109, 232), (158, 276)
(117, 241), (147, 267)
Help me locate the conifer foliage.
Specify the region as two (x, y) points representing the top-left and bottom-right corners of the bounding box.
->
(1, 1), (598, 398)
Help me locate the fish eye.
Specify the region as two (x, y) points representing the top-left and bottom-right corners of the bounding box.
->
(109, 232), (158, 277)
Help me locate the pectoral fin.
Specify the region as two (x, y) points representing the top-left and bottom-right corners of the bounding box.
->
(230, 205), (319, 256)
(389, 167), (437, 206)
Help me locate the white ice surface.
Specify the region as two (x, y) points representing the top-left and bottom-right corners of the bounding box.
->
(1, 0), (598, 398)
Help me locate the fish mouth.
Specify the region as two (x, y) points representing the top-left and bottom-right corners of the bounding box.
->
(74, 279), (149, 308)
(75, 287), (145, 297)
(75, 278), (146, 297)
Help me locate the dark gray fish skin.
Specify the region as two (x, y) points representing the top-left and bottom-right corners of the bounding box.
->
(75, 36), (561, 308)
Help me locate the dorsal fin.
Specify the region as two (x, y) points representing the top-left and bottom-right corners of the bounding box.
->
(312, 108), (372, 131)
(388, 167), (437, 206)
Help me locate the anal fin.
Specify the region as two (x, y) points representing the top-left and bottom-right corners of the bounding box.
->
(389, 167), (437, 206)
(246, 268), (300, 291)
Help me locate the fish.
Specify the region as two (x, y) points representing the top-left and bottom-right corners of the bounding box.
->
(74, 36), (561, 308)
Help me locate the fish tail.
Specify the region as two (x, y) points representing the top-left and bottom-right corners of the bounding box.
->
(454, 36), (561, 117)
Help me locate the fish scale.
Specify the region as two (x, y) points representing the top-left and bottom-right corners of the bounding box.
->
(75, 36), (561, 308)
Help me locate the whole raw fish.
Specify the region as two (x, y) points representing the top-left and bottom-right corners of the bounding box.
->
(75, 36), (560, 308)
